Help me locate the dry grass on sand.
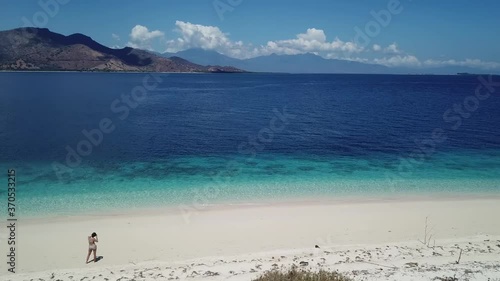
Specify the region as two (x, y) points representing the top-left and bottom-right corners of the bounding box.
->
(253, 266), (352, 281)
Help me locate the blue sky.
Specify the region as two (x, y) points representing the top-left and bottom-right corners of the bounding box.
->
(1, 0), (500, 69)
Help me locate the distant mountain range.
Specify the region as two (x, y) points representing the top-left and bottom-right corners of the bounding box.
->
(162, 48), (499, 75)
(0, 28), (496, 75)
(0, 28), (244, 73)
(162, 49), (390, 74)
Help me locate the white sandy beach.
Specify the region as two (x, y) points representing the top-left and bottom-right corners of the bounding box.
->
(2, 196), (500, 280)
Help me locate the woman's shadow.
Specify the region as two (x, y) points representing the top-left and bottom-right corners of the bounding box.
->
(87, 256), (104, 264)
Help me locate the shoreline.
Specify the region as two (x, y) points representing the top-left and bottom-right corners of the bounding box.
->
(19, 191), (500, 221)
(0, 70), (233, 74)
(6, 195), (500, 277)
(3, 70), (498, 75)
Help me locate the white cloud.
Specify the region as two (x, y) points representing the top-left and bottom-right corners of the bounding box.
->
(328, 54), (500, 70)
(165, 21), (260, 58)
(166, 22), (363, 58)
(325, 53), (370, 63)
(127, 25), (164, 50)
(346, 57), (370, 63)
(367, 43), (421, 67)
(384, 43), (401, 54)
(371, 43), (401, 54)
(260, 28), (363, 56)
(374, 55), (421, 67)
(166, 21), (241, 53)
(330, 42), (420, 67)
(112, 33), (120, 41)
(130, 25), (164, 41)
(331, 40), (500, 70)
(298, 28), (326, 42)
(423, 59), (500, 70)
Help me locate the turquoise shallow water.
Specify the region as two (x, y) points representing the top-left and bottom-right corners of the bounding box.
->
(11, 150), (500, 216)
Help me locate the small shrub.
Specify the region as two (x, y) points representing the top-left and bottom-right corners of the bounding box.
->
(253, 266), (352, 281)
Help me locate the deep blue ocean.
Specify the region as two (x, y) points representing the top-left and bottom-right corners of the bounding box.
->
(1, 73), (500, 216)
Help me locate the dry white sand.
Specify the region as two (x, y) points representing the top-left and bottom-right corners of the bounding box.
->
(2, 196), (500, 280)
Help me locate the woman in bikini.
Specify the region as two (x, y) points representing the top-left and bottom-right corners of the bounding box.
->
(86, 232), (98, 264)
